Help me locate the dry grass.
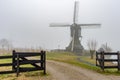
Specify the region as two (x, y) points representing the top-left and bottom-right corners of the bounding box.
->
(0, 71), (50, 80)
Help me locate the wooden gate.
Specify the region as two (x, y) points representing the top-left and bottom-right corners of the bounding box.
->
(96, 51), (120, 71)
(0, 50), (46, 76)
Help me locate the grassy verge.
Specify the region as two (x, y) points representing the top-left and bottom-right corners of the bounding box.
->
(47, 51), (120, 75)
(0, 71), (48, 80)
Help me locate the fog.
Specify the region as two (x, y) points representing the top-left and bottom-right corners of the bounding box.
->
(0, 0), (120, 51)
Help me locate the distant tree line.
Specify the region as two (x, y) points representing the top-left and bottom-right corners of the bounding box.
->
(0, 38), (44, 54)
(0, 38), (13, 50)
(0, 38), (13, 54)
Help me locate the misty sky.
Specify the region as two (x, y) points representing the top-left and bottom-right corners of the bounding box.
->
(0, 0), (120, 51)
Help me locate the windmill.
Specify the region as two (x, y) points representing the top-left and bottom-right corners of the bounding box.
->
(50, 1), (101, 54)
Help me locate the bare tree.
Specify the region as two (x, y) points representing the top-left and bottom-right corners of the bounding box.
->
(101, 43), (112, 52)
(87, 39), (97, 59)
(0, 39), (13, 53)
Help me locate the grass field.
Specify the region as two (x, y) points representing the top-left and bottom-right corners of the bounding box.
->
(0, 51), (120, 80)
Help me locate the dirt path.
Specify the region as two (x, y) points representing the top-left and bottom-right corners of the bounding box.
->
(46, 60), (120, 80)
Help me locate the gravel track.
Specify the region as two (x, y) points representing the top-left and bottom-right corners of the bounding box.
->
(46, 60), (120, 80)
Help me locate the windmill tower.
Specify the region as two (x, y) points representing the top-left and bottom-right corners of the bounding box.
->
(50, 1), (101, 54)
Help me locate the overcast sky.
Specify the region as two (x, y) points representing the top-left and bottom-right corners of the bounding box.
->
(0, 0), (120, 51)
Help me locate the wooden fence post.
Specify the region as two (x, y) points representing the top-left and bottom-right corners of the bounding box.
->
(118, 51), (120, 71)
(101, 51), (104, 71)
(16, 53), (19, 77)
(96, 52), (97, 66)
(12, 50), (15, 71)
(43, 51), (46, 74)
(41, 51), (43, 69)
(100, 52), (102, 68)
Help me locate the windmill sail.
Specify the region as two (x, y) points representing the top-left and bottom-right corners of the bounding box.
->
(73, 1), (79, 24)
(78, 24), (101, 29)
(78, 24), (101, 26)
(49, 23), (70, 27)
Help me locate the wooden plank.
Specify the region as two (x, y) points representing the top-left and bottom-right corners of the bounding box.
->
(104, 66), (118, 68)
(15, 54), (42, 57)
(19, 60), (43, 64)
(0, 56), (12, 59)
(96, 52), (118, 55)
(15, 52), (42, 54)
(14, 53), (43, 57)
(104, 59), (118, 62)
(0, 63), (12, 66)
(104, 53), (118, 55)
